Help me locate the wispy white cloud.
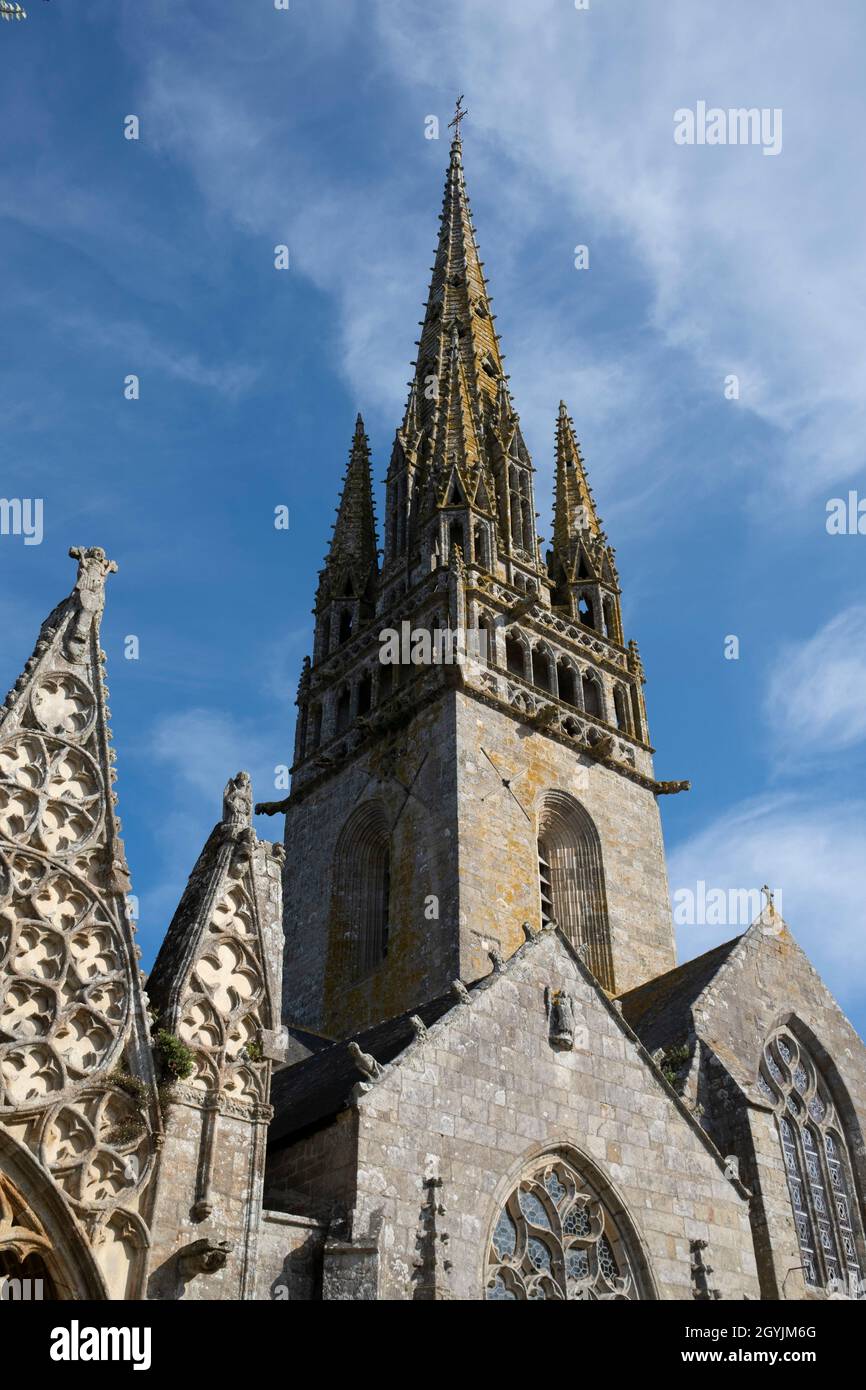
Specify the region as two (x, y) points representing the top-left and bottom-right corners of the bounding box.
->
(110, 0), (866, 529)
(668, 793), (866, 1018)
(49, 306), (259, 397)
(138, 707), (285, 956)
(765, 604), (866, 761)
(369, 0), (866, 503)
(150, 707), (277, 804)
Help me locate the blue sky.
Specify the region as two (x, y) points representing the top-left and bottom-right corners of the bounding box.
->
(2, 1), (866, 1032)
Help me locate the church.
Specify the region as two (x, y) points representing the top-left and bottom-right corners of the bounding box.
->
(1, 128), (864, 1303)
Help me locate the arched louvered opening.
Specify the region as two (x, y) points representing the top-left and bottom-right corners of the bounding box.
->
(332, 801), (391, 979)
(577, 593), (596, 630)
(531, 648), (553, 693)
(506, 634), (526, 679)
(448, 519), (464, 561)
(558, 664), (580, 707)
(603, 595), (620, 644)
(477, 614), (495, 666)
(357, 670), (372, 716)
(509, 466), (522, 547)
(474, 521), (490, 570)
(396, 475), (408, 554)
(338, 607), (354, 644)
(613, 686), (631, 734)
(378, 664), (394, 706)
(307, 704), (322, 752)
(334, 685), (351, 736)
(582, 674), (603, 719)
(629, 686), (643, 741)
(537, 791), (614, 992)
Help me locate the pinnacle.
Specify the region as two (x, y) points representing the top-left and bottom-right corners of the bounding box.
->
(323, 414), (379, 596)
(402, 128), (507, 464)
(552, 401), (603, 558)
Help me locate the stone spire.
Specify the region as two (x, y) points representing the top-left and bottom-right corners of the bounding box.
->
(410, 125), (507, 442)
(322, 413), (379, 602)
(548, 406), (623, 639)
(427, 322), (485, 502)
(383, 121), (543, 579)
(552, 402), (603, 563)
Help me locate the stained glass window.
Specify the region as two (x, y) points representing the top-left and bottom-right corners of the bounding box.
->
(485, 1156), (640, 1300)
(758, 1028), (864, 1297)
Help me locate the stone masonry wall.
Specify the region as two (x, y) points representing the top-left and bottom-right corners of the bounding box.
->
(254, 1211), (325, 1301)
(454, 691), (677, 995)
(348, 930), (758, 1300)
(282, 696), (461, 1036)
(147, 1100), (267, 1301)
(266, 1110), (358, 1212)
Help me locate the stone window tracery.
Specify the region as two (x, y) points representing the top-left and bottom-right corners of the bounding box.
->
(486, 1155), (641, 1300)
(537, 791), (614, 991)
(759, 1027), (864, 1295)
(332, 802), (391, 979)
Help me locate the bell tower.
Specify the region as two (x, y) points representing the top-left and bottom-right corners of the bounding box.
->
(264, 119), (684, 1038)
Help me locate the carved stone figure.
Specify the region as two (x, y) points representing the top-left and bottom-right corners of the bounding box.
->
(222, 770), (253, 828)
(549, 989), (576, 1050)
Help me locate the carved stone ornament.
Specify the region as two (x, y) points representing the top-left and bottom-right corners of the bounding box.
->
(548, 989), (576, 1051)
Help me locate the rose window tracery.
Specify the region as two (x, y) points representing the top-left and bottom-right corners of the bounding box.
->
(38, 1086), (152, 1208)
(30, 672), (97, 739)
(486, 1156), (640, 1300)
(176, 875), (267, 1103)
(0, 849), (128, 1112)
(0, 733), (102, 856)
(759, 1027), (864, 1295)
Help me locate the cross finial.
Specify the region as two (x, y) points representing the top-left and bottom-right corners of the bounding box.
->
(761, 884), (775, 909)
(449, 94), (468, 139)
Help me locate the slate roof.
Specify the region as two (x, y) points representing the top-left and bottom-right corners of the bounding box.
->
(269, 990), (460, 1146)
(616, 936), (742, 1054)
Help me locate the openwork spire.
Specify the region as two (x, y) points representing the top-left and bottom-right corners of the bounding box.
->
(409, 126), (508, 449)
(323, 413), (379, 600)
(553, 402), (603, 559)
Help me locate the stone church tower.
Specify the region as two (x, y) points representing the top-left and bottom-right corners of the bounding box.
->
(1, 127), (865, 1304)
(275, 126), (683, 1040)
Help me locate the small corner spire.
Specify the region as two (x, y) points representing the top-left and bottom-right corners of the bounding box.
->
(323, 413), (379, 597)
(553, 402), (602, 556)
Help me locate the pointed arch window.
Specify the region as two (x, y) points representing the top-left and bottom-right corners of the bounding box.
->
(485, 1153), (644, 1300)
(558, 663), (579, 707)
(307, 704), (322, 753)
(473, 521), (490, 570)
(505, 633), (526, 679)
(758, 1027), (864, 1295)
(338, 608), (353, 644)
(356, 670), (372, 716)
(577, 592), (596, 630)
(531, 647), (553, 693)
(334, 685), (351, 736)
(508, 466), (522, 548)
(582, 673), (603, 719)
(332, 802), (391, 979)
(613, 686), (632, 734)
(537, 791), (614, 991)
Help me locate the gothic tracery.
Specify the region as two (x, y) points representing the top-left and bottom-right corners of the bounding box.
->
(486, 1155), (640, 1301)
